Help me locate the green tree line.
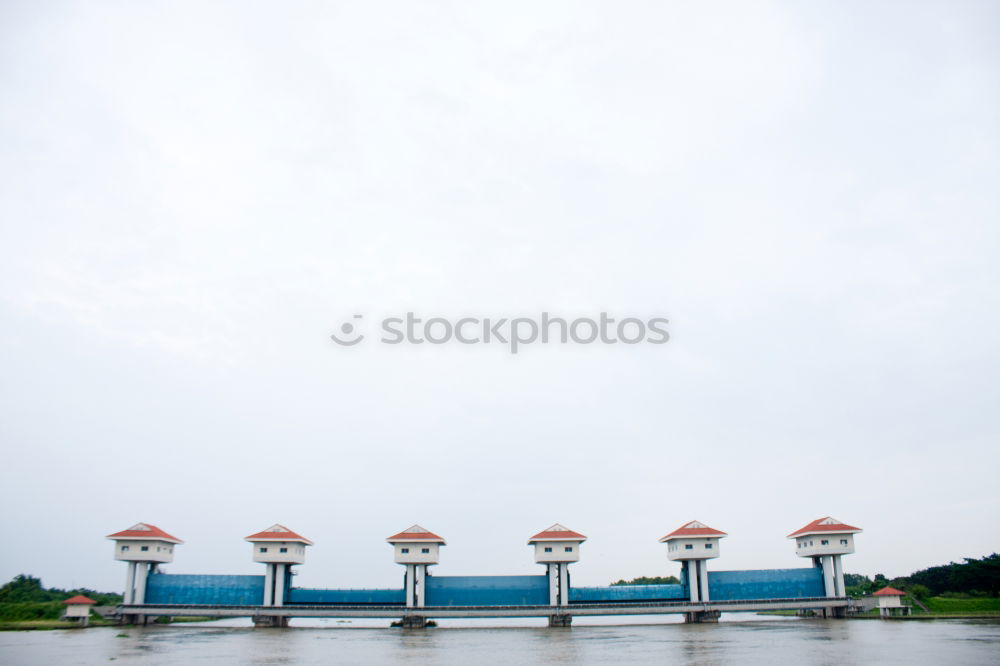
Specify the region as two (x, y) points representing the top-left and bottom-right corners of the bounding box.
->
(611, 576), (680, 586)
(842, 553), (998, 599)
(0, 574), (122, 606)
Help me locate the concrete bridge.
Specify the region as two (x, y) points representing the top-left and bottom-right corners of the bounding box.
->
(119, 596), (852, 627)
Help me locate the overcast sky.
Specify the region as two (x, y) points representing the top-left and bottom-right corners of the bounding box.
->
(1, 1), (998, 593)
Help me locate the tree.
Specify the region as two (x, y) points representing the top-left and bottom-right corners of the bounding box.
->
(611, 576), (680, 586)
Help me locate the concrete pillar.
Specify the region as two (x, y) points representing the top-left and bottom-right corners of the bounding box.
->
(274, 564), (286, 606)
(263, 564), (274, 606)
(548, 564), (559, 606)
(415, 565), (426, 608)
(559, 563), (569, 606)
(833, 555), (845, 597)
(822, 556), (835, 597)
(134, 563), (148, 605)
(688, 561), (699, 602)
(698, 560), (710, 602)
(124, 561), (136, 604)
(405, 564), (416, 608)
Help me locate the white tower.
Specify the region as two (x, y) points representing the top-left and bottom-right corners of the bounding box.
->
(107, 523), (183, 605)
(245, 524), (313, 606)
(528, 524), (586, 607)
(659, 520), (726, 602)
(387, 525), (445, 608)
(788, 517), (861, 598)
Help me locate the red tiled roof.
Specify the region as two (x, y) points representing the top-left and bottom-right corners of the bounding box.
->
(63, 595), (97, 605)
(528, 524), (587, 543)
(106, 523), (183, 544)
(787, 517), (862, 538)
(387, 525), (446, 544)
(244, 524), (313, 545)
(874, 586), (905, 596)
(659, 520), (727, 541)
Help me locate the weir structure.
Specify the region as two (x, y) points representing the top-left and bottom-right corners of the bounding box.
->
(111, 516), (862, 627)
(245, 524), (314, 627)
(788, 517), (862, 618)
(107, 523), (183, 625)
(659, 520), (727, 623)
(528, 524), (586, 626)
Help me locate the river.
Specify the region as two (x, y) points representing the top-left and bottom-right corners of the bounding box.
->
(2, 615), (998, 665)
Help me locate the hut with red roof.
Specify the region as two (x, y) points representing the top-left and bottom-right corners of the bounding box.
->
(245, 524), (313, 607)
(387, 525), (446, 608)
(107, 523), (183, 606)
(873, 586), (910, 617)
(788, 517), (862, 598)
(528, 524), (587, 607)
(63, 595), (97, 625)
(659, 521), (727, 602)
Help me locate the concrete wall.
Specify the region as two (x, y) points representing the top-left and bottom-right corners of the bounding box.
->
(665, 538), (720, 561)
(64, 605), (92, 618)
(251, 542), (307, 564)
(113, 540), (176, 563)
(794, 534), (855, 557)
(533, 541), (581, 563)
(393, 543), (439, 564)
(145, 574), (265, 605)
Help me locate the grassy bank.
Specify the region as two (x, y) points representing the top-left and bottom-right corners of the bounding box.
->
(920, 597), (1000, 614)
(759, 597), (1000, 620)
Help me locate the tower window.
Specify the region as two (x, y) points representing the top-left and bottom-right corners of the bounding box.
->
(121, 545), (129, 551)
(279, 547), (288, 553)
(705, 543), (713, 549)
(685, 544), (694, 550)
(544, 547), (553, 553)
(821, 540), (829, 546)
(140, 546), (149, 552)
(564, 547), (573, 552)
(401, 548), (409, 554)
(840, 539), (848, 545)
(421, 548), (430, 554)
(260, 547), (268, 553)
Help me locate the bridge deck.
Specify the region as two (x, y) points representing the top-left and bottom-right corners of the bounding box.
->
(120, 596), (850, 618)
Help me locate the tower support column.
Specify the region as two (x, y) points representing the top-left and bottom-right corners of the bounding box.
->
(134, 563), (149, 605)
(822, 556), (835, 597)
(833, 555), (845, 597)
(124, 561), (137, 604)
(415, 564), (427, 608)
(405, 564), (416, 608)
(273, 564), (286, 606)
(698, 560), (710, 602)
(558, 563), (569, 606)
(548, 564), (559, 606)
(688, 561), (700, 602)
(263, 563), (275, 606)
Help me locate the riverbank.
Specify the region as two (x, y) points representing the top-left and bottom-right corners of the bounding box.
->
(0, 616), (217, 631)
(759, 596), (1000, 620)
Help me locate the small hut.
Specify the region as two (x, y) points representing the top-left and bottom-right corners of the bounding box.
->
(63, 595), (97, 626)
(873, 586), (910, 617)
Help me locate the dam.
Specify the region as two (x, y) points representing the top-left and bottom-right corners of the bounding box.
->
(109, 517), (862, 627)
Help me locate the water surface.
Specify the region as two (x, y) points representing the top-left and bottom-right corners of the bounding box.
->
(2, 616), (998, 665)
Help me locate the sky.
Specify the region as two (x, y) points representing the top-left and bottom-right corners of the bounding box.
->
(1, 1), (998, 594)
